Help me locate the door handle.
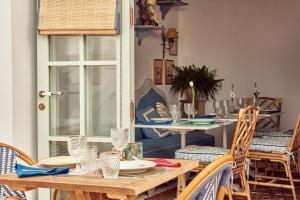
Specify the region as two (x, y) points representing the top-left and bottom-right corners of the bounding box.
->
(39, 90), (62, 98)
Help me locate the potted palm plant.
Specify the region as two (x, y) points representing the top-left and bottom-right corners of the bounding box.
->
(170, 64), (224, 115)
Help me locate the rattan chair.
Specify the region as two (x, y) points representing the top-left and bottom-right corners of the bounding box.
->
(176, 106), (260, 200)
(248, 113), (300, 200)
(252, 97), (282, 132)
(0, 143), (59, 200)
(177, 155), (234, 200)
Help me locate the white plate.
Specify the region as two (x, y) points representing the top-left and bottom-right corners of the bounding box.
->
(150, 118), (172, 123)
(120, 160), (157, 174)
(188, 119), (215, 123)
(39, 156), (76, 168)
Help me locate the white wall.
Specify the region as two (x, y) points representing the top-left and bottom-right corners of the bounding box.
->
(0, 0), (13, 144)
(135, 6), (179, 104)
(179, 0), (300, 130)
(0, 0), (36, 198)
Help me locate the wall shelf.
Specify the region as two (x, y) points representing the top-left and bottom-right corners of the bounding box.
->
(135, 25), (164, 45)
(157, 0), (188, 20)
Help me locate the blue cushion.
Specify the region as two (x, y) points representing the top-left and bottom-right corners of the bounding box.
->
(136, 88), (167, 111)
(138, 131), (215, 158)
(135, 127), (144, 140)
(136, 106), (170, 139)
(135, 88), (168, 140)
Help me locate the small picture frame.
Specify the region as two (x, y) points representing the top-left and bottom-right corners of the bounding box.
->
(164, 60), (174, 85)
(169, 38), (178, 56)
(153, 59), (163, 85)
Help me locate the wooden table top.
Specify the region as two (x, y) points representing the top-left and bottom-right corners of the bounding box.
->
(0, 159), (198, 197)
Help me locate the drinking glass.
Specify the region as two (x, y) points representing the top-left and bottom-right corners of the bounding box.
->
(236, 98), (246, 109)
(184, 103), (193, 120)
(213, 100), (224, 118)
(67, 135), (87, 173)
(111, 128), (129, 157)
(169, 104), (180, 123)
(100, 152), (120, 179)
(81, 146), (98, 173)
(221, 100), (230, 118)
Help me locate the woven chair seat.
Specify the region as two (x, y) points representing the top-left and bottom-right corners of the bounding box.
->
(0, 146), (26, 199)
(254, 130), (293, 138)
(250, 137), (290, 153)
(175, 145), (229, 163)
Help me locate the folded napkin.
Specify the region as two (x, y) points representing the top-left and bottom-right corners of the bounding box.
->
(194, 114), (216, 119)
(149, 159), (181, 168)
(15, 164), (69, 178)
(140, 121), (172, 125)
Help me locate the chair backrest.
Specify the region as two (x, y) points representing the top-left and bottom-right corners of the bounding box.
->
(0, 143), (36, 199)
(250, 97), (282, 131)
(230, 106), (260, 160)
(287, 113), (300, 152)
(178, 155), (233, 200)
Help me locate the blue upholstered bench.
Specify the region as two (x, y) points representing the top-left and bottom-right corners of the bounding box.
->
(135, 79), (215, 158)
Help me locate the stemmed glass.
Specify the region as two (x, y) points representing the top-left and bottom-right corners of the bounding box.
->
(111, 128), (129, 158)
(184, 103), (194, 120)
(67, 135), (87, 174)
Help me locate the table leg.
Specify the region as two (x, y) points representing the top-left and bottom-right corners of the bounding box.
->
(180, 130), (187, 148)
(177, 174), (186, 197)
(222, 126), (227, 148)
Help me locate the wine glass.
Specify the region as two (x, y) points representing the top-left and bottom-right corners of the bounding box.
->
(184, 103), (193, 120)
(111, 128), (129, 158)
(67, 135), (87, 173)
(169, 104), (180, 123)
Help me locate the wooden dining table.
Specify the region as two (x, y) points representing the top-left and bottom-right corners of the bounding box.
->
(0, 159), (198, 200)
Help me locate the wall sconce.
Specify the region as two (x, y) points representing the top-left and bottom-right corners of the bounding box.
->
(161, 27), (178, 59)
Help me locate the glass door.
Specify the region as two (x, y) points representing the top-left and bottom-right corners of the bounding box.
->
(37, 1), (135, 198)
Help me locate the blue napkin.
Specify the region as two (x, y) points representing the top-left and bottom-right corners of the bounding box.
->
(15, 164), (69, 178)
(140, 121), (172, 125)
(194, 114), (216, 119)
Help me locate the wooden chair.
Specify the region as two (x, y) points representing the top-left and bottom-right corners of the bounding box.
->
(248, 113), (300, 200)
(251, 97), (282, 131)
(177, 155), (234, 200)
(175, 106), (260, 200)
(0, 143), (58, 200)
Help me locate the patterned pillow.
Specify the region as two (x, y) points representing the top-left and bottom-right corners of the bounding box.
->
(136, 106), (170, 139)
(156, 102), (171, 118)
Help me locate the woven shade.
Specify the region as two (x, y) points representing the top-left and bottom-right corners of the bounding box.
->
(39, 0), (120, 35)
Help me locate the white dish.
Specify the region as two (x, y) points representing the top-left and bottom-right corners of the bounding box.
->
(39, 156), (76, 168)
(120, 160), (157, 174)
(188, 119), (215, 123)
(150, 118), (172, 123)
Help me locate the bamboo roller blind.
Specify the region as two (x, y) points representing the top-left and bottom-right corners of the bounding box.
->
(38, 0), (119, 35)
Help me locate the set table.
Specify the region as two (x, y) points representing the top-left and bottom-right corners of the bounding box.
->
(135, 113), (276, 149)
(0, 159), (198, 200)
(135, 119), (235, 148)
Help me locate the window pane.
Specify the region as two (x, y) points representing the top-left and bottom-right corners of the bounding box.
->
(50, 66), (80, 136)
(86, 66), (117, 137)
(85, 36), (116, 61)
(49, 141), (68, 157)
(50, 36), (80, 61)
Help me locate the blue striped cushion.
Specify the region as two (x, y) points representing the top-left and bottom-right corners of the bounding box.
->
(0, 147), (26, 199)
(136, 106), (170, 139)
